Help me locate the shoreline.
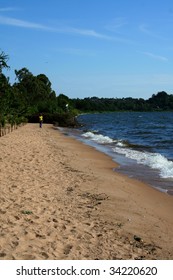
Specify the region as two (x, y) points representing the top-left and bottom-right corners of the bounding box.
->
(58, 126), (173, 196)
(76, 112), (173, 196)
(0, 124), (173, 260)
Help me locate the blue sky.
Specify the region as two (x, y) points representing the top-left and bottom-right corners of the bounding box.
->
(1, 0), (173, 99)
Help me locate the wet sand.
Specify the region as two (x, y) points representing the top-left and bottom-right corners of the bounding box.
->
(0, 123), (173, 260)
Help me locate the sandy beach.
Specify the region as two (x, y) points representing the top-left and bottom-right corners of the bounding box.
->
(0, 123), (173, 260)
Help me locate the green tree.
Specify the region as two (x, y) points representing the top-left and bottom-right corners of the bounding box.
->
(0, 51), (10, 74)
(57, 93), (70, 111)
(14, 68), (32, 83)
(147, 91), (169, 110)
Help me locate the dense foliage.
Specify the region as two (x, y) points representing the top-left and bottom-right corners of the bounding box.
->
(0, 51), (77, 127)
(1, 50), (173, 129)
(72, 92), (173, 112)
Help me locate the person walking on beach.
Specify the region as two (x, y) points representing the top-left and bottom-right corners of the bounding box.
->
(39, 114), (43, 128)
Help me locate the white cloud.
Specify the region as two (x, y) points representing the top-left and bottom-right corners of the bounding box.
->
(105, 17), (128, 32)
(0, 15), (113, 39)
(60, 26), (114, 40)
(0, 15), (51, 30)
(0, 7), (18, 12)
(139, 24), (167, 40)
(142, 51), (168, 61)
(0, 7), (21, 13)
(53, 47), (96, 56)
(0, 15), (134, 44)
(139, 24), (151, 35)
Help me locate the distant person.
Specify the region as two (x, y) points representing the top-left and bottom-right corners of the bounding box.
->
(39, 114), (43, 128)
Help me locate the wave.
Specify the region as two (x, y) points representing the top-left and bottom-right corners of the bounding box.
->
(81, 131), (173, 179)
(113, 147), (173, 179)
(82, 131), (116, 144)
(82, 131), (148, 149)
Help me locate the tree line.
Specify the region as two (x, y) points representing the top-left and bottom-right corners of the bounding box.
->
(72, 91), (173, 112)
(1, 50), (173, 130)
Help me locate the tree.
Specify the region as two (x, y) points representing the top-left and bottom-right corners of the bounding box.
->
(14, 68), (32, 83)
(57, 93), (70, 111)
(0, 51), (10, 114)
(14, 68), (35, 108)
(36, 74), (52, 100)
(0, 51), (10, 74)
(147, 91), (169, 110)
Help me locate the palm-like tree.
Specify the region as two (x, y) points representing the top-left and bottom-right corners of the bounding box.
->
(0, 51), (10, 74)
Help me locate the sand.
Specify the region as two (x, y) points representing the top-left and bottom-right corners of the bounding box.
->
(0, 123), (173, 260)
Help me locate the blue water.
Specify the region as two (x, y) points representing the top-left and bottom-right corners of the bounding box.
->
(61, 112), (173, 195)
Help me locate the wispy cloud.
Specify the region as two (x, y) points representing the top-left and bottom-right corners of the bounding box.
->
(0, 15), (51, 30)
(0, 7), (20, 12)
(54, 47), (96, 56)
(64, 26), (113, 40)
(141, 51), (168, 61)
(139, 24), (152, 35)
(0, 15), (115, 39)
(0, 15), (135, 44)
(139, 24), (166, 40)
(105, 17), (128, 32)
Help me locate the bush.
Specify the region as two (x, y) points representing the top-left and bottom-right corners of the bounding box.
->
(27, 112), (79, 127)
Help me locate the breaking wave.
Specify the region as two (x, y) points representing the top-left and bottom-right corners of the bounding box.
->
(82, 131), (173, 179)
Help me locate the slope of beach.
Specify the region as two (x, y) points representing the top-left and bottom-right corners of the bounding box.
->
(0, 123), (173, 260)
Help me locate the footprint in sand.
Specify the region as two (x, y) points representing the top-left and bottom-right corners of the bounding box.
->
(63, 244), (73, 255)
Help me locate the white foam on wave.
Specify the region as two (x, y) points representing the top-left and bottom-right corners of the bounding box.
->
(113, 147), (173, 178)
(116, 141), (126, 147)
(82, 131), (115, 144)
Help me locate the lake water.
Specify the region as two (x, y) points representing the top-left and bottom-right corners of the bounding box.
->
(59, 112), (173, 195)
